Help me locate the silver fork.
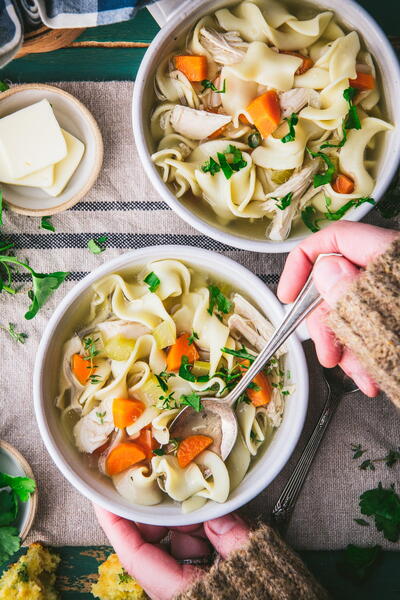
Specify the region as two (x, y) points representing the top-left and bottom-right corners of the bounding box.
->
(271, 366), (359, 534)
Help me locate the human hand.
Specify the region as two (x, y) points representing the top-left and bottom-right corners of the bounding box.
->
(277, 221), (399, 396)
(94, 505), (250, 600)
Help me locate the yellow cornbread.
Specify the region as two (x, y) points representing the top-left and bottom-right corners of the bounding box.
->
(0, 543), (60, 600)
(91, 554), (147, 600)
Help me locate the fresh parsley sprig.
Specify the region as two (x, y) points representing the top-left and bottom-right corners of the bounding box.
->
(0, 472), (36, 564)
(0, 323), (28, 344)
(281, 113), (298, 143)
(0, 241), (68, 319)
(201, 79), (226, 94)
(208, 285), (232, 317)
(359, 482), (400, 542)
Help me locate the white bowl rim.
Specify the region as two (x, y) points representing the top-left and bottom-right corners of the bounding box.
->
(132, 0), (400, 253)
(33, 245), (308, 526)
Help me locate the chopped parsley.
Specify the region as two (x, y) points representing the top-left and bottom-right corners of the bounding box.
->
(221, 345), (255, 363)
(180, 391), (203, 412)
(320, 123), (347, 149)
(188, 331), (199, 345)
(179, 355), (209, 383)
(201, 145), (247, 180)
(201, 79), (226, 93)
(96, 411), (106, 425)
(153, 448), (166, 456)
(17, 562), (29, 582)
(87, 236), (107, 254)
(343, 86), (361, 130)
(307, 148), (336, 187)
(301, 206), (320, 232)
(159, 392), (179, 410)
(281, 113), (298, 143)
(272, 191), (293, 211)
(248, 132), (261, 148)
(144, 271), (160, 292)
(40, 216), (55, 232)
(0, 322), (28, 344)
(118, 569), (132, 584)
(208, 285), (232, 317)
(155, 371), (175, 393)
(323, 196), (375, 221)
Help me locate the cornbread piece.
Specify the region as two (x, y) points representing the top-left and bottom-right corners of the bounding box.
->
(91, 553), (147, 600)
(0, 542), (60, 600)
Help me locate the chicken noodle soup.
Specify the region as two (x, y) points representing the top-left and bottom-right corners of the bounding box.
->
(56, 259), (291, 512)
(150, 0), (393, 241)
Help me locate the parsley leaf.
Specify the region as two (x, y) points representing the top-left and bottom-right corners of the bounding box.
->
(351, 443), (367, 459)
(217, 152), (233, 179)
(359, 459), (375, 471)
(179, 356), (209, 383)
(0, 490), (18, 526)
(221, 345), (255, 363)
(301, 205), (320, 232)
(272, 191), (293, 211)
(153, 448), (165, 456)
(40, 216), (55, 232)
(320, 123), (347, 149)
(0, 473), (36, 502)
(384, 449), (400, 468)
(1, 323), (28, 344)
(208, 285), (232, 316)
(87, 236), (107, 255)
(359, 482), (400, 542)
(0, 526), (20, 564)
(188, 331), (199, 345)
(281, 113), (298, 143)
(201, 156), (220, 176)
(324, 197), (375, 222)
(307, 148), (336, 187)
(201, 79), (226, 93)
(337, 544), (382, 583)
(144, 271), (160, 292)
(180, 391), (203, 412)
(343, 86), (361, 130)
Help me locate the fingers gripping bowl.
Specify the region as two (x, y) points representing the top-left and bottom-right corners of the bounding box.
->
(33, 247), (308, 526)
(133, 0), (400, 252)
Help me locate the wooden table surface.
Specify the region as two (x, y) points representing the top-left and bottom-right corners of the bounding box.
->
(0, 3), (399, 599)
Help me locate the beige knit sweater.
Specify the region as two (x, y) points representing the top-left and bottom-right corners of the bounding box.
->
(177, 238), (400, 600)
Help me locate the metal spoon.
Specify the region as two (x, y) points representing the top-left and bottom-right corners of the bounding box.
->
(168, 271), (322, 460)
(271, 366), (359, 534)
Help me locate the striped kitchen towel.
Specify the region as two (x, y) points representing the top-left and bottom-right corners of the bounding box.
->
(0, 0), (153, 68)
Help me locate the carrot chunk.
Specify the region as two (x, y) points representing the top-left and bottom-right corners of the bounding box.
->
(135, 426), (159, 459)
(239, 113), (250, 125)
(106, 442), (146, 476)
(332, 174), (355, 194)
(174, 55), (208, 82)
(207, 125), (227, 140)
(349, 72), (375, 91)
(113, 398), (145, 429)
(177, 435), (213, 468)
(166, 333), (200, 372)
(280, 51), (314, 75)
(240, 360), (272, 407)
(72, 353), (95, 385)
(246, 91), (281, 139)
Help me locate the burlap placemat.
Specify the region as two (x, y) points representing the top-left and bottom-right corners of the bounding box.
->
(1, 82), (398, 550)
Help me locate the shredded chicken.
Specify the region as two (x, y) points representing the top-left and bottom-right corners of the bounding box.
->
(170, 105), (232, 139)
(73, 397), (114, 454)
(228, 293), (286, 357)
(264, 162), (320, 241)
(279, 88), (320, 119)
(97, 320), (150, 340)
(200, 27), (248, 65)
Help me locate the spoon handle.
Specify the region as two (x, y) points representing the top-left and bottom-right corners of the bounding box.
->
(271, 384), (340, 532)
(226, 272), (322, 405)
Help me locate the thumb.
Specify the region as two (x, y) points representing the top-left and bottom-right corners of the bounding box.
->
(204, 513), (250, 559)
(313, 255), (360, 308)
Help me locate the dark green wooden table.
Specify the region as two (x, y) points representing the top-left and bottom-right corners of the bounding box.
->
(1, 4), (399, 599)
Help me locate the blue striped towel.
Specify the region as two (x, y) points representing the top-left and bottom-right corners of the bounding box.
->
(0, 0), (152, 68)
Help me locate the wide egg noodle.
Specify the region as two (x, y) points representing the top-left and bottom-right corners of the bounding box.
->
(113, 466), (163, 506)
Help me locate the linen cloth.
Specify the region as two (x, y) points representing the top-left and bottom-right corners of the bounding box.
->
(1, 81), (399, 550)
(0, 0), (152, 67)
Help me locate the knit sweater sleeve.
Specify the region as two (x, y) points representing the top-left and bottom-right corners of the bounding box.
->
(175, 524), (329, 600)
(328, 237), (400, 407)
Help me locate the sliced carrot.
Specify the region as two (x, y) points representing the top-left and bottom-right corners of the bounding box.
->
(349, 72), (375, 91)
(174, 55), (207, 82)
(113, 398), (145, 429)
(239, 113), (250, 125)
(106, 442), (146, 476)
(246, 91), (281, 139)
(240, 360), (272, 407)
(280, 51), (314, 75)
(207, 125), (227, 140)
(135, 426), (159, 459)
(177, 435), (213, 468)
(72, 353), (95, 385)
(166, 332), (200, 371)
(332, 174), (355, 194)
